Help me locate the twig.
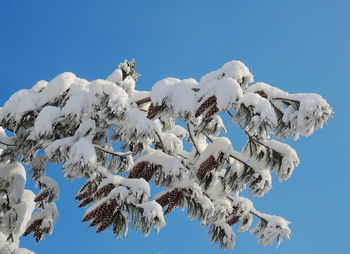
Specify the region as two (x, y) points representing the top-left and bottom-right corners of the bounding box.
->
(250, 210), (268, 223)
(187, 123), (201, 156)
(272, 97), (300, 106)
(203, 131), (253, 170)
(226, 111), (273, 151)
(93, 144), (132, 158)
(135, 97), (151, 106)
(0, 141), (16, 147)
(154, 130), (166, 154)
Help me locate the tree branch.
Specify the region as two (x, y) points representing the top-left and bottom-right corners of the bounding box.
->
(272, 97), (300, 106)
(93, 144), (133, 158)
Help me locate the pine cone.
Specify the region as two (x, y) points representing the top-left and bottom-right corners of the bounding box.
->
(155, 193), (171, 207)
(195, 96), (217, 117)
(79, 197), (94, 207)
(94, 183), (115, 198)
(197, 155), (219, 177)
(156, 188), (184, 215)
(23, 219), (43, 236)
(204, 104), (219, 120)
(75, 190), (91, 201)
(138, 164), (155, 182)
(128, 161), (152, 180)
(226, 215), (240, 226)
(91, 199), (117, 227)
(82, 201), (109, 222)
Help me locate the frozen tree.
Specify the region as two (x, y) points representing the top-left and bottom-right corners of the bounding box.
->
(0, 60), (332, 253)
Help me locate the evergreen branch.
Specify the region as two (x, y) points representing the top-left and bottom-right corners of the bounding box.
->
(93, 144), (133, 158)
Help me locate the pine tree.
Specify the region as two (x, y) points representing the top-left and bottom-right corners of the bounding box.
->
(0, 60), (332, 253)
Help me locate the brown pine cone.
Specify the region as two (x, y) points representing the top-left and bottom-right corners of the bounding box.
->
(204, 104), (219, 120)
(128, 161), (150, 179)
(138, 164), (155, 182)
(197, 155), (219, 177)
(94, 183), (115, 198)
(23, 219), (43, 236)
(82, 201), (109, 222)
(90, 199), (117, 227)
(96, 213), (115, 233)
(79, 197), (94, 207)
(155, 193), (171, 207)
(195, 96), (217, 117)
(157, 188), (184, 215)
(75, 191), (91, 201)
(226, 215), (240, 226)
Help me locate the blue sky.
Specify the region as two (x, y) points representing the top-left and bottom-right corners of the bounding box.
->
(0, 0), (349, 253)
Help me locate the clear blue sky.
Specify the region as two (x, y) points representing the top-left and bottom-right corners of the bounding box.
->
(0, 0), (349, 253)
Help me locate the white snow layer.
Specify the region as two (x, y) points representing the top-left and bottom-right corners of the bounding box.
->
(151, 78), (198, 117)
(200, 60), (253, 88)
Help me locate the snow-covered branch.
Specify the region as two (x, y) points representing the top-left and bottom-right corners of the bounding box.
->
(0, 59), (332, 253)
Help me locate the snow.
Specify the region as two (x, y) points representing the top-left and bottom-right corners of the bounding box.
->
(122, 108), (156, 137)
(136, 150), (184, 177)
(260, 139), (300, 180)
(0, 89), (40, 122)
(241, 92), (277, 126)
(74, 119), (96, 139)
(251, 212), (291, 247)
(198, 78), (243, 111)
(197, 137), (233, 165)
(200, 60), (253, 88)
(136, 200), (166, 233)
(89, 79), (129, 114)
(107, 68), (123, 84)
(151, 78), (198, 118)
(107, 66), (136, 94)
(166, 125), (188, 139)
(44, 136), (74, 158)
(66, 137), (97, 167)
(31, 80), (48, 93)
(0, 162), (26, 204)
(12, 190), (36, 238)
(62, 89), (90, 120)
(39, 72), (89, 107)
(31, 106), (61, 139)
